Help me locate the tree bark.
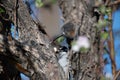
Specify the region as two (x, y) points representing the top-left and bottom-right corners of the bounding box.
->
(0, 0), (63, 80)
(58, 0), (101, 80)
(0, 0), (102, 80)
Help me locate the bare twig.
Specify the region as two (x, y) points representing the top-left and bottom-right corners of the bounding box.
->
(13, 0), (19, 38)
(108, 0), (120, 6)
(105, 0), (111, 6)
(108, 7), (116, 77)
(114, 70), (120, 80)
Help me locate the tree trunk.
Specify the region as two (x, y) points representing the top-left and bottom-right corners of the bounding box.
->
(0, 0), (101, 80)
(58, 0), (101, 80)
(0, 0), (63, 80)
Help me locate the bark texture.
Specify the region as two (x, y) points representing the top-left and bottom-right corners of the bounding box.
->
(0, 0), (101, 80)
(0, 0), (63, 80)
(58, 0), (100, 80)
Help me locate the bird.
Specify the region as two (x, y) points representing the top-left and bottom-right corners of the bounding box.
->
(61, 22), (77, 49)
(52, 22), (77, 51)
(61, 22), (76, 39)
(26, 0), (77, 50)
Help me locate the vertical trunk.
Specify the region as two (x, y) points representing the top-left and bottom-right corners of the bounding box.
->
(0, 0), (63, 80)
(0, 0), (102, 80)
(58, 0), (101, 80)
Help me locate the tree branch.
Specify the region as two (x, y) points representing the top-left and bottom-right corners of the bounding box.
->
(108, 7), (116, 78)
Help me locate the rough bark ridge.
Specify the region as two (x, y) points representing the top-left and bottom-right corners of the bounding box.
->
(0, 0), (63, 80)
(58, 0), (100, 80)
(0, 0), (101, 80)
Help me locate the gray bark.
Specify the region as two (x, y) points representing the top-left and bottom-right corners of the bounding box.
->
(58, 0), (101, 80)
(0, 0), (102, 80)
(0, 0), (63, 80)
